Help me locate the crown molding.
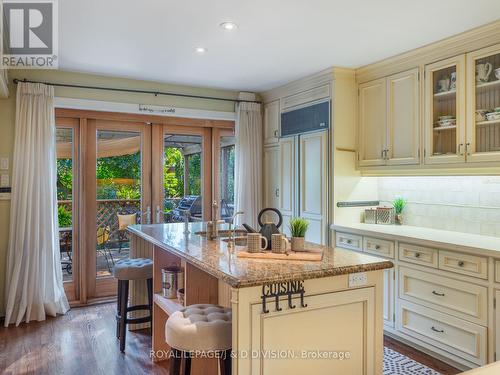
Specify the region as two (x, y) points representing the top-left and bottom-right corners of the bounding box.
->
(260, 68), (334, 103)
(356, 20), (500, 83)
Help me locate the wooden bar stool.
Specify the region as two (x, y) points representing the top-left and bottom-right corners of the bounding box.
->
(112, 257), (153, 352)
(166, 304), (232, 375)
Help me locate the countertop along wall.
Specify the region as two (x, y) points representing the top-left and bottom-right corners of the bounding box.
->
(0, 69), (239, 317)
(333, 174), (500, 238)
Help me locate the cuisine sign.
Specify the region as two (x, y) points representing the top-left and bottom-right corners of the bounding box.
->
(261, 280), (307, 314)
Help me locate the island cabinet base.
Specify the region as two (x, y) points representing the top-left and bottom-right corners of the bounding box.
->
(232, 270), (385, 375)
(151, 245), (219, 375)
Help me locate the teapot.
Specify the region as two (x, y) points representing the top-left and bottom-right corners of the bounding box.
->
(476, 62), (493, 83)
(257, 208), (283, 250)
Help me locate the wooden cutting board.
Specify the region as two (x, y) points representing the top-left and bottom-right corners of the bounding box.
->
(237, 249), (323, 261)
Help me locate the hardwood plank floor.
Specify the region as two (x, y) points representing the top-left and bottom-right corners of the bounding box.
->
(0, 302), (462, 375)
(0, 303), (168, 375)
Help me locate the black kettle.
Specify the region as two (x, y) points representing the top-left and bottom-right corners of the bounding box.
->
(257, 208), (283, 250)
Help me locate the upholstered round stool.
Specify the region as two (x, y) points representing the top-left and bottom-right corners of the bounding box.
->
(166, 304), (232, 375)
(112, 257), (153, 352)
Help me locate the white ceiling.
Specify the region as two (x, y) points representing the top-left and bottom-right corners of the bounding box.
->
(59, 0), (500, 92)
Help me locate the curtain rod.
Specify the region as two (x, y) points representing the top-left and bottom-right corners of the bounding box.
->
(12, 78), (261, 104)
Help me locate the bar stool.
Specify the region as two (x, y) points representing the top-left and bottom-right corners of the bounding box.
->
(112, 257), (153, 352)
(166, 304), (232, 375)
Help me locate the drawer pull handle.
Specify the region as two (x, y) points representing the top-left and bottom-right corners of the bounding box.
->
(431, 326), (444, 333)
(375, 245), (380, 250)
(432, 290), (445, 297)
(415, 252), (421, 258)
(458, 261), (465, 267)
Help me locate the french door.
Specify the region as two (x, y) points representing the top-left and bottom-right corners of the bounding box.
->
(56, 110), (233, 303)
(55, 117), (80, 302)
(85, 119), (151, 299)
(151, 124), (212, 223)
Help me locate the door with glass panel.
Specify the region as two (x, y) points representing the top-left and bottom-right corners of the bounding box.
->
(56, 117), (79, 302)
(424, 55), (466, 164)
(466, 44), (500, 163)
(214, 129), (236, 222)
(85, 120), (151, 298)
(152, 125), (211, 224)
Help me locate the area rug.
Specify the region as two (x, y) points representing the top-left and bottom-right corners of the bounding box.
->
(384, 347), (442, 375)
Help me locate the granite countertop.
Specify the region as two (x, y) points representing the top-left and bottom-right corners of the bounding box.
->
(128, 222), (393, 288)
(331, 222), (500, 254)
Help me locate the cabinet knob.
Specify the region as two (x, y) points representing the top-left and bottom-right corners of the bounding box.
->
(375, 245), (381, 250)
(346, 239), (352, 244)
(458, 261), (465, 267)
(275, 188), (279, 197)
(415, 252), (421, 258)
(274, 130), (279, 138)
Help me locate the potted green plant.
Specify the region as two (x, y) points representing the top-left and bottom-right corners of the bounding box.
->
(392, 197), (407, 225)
(288, 217), (309, 251)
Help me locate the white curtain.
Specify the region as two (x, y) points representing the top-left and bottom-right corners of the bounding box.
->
(4, 82), (69, 327)
(234, 102), (263, 229)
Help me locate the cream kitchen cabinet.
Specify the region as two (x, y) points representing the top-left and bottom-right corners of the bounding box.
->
(278, 136), (295, 237)
(263, 100), (280, 145)
(466, 43), (500, 163)
(333, 226), (499, 370)
(386, 68), (420, 165)
(358, 68), (420, 167)
(299, 131), (328, 245)
(424, 55), (466, 165)
(358, 78), (387, 166)
(263, 145), (280, 212)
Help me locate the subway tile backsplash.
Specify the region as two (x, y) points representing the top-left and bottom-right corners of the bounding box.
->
(377, 176), (500, 237)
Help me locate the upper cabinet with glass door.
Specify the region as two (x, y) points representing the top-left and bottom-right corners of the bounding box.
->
(424, 55), (466, 164)
(466, 43), (500, 163)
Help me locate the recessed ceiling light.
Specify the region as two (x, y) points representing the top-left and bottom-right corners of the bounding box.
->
(220, 22), (238, 31)
(195, 47), (207, 54)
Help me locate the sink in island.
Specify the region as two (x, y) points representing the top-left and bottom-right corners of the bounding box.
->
(127, 222), (393, 375)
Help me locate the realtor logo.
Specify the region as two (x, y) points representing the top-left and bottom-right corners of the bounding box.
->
(1, 0), (58, 68)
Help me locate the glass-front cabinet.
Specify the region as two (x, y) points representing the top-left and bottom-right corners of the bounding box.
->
(424, 55), (466, 164)
(466, 43), (500, 163)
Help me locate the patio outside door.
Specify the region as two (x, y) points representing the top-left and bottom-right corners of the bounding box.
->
(85, 119), (151, 299)
(152, 124), (211, 224)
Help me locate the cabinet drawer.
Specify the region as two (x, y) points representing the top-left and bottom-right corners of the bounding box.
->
(397, 301), (487, 366)
(398, 243), (438, 268)
(399, 267), (487, 325)
(335, 232), (362, 251)
(363, 236), (394, 259)
(438, 250), (487, 279)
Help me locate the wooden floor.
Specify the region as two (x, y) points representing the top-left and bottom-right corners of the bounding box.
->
(0, 302), (461, 375)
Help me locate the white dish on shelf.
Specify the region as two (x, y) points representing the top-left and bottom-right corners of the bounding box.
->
(486, 112), (500, 121)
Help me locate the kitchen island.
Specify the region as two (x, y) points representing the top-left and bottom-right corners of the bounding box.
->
(128, 222), (393, 375)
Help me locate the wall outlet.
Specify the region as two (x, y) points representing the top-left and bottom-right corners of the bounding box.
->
(0, 157), (8, 170)
(348, 272), (368, 287)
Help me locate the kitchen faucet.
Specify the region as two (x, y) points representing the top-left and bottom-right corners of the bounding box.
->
(209, 200), (225, 240)
(181, 210), (190, 235)
(227, 211), (244, 252)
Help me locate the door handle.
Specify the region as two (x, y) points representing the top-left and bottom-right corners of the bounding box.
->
(458, 143), (464, 155)
(156, 205), (161, 223)
(274, 130), (279, 138)
(275, 188), (279, 197)
(143, 206), (151, 225)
